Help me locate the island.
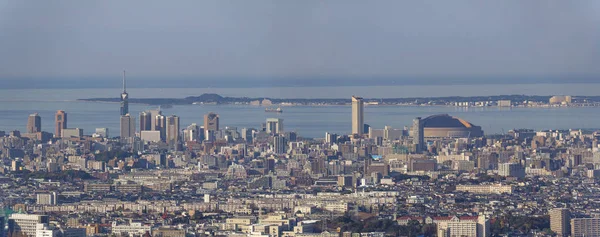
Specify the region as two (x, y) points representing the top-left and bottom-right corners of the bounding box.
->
(79, 93), (600, 107)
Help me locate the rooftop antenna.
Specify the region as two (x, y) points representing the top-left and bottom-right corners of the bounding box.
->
(122, 70), (127, 93)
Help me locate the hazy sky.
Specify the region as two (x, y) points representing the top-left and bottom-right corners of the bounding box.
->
(1, 1), (600, 83)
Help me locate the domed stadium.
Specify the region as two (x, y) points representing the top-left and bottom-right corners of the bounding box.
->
(422, 114), (484, 138)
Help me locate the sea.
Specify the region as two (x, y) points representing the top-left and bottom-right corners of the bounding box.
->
(0, 83), (598, 138)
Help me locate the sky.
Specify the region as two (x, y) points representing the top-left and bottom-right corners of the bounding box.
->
(0, 1), (599, 88)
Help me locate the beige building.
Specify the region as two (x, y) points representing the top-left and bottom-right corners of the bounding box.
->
(550, 208), (570, 237)
(571, 218), (600, 237)
(351, 96), (364, 135)
(455, 184), (513, 194)
(203, 112), (219, 132)
(55, 110), (67, 138)
(435, 216), (489, 237)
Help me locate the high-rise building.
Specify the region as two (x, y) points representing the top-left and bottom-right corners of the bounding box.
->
(273, 136), (287, 154)
(412, 117), (424, 153)
(183, 123), (199, 142)
(550, 208), (570, 237)
(120, 114), (136, 138)
(166, 115), (180, 148)
(498, 163), (525, 178)
(241, 128), (255, 143)
(36, 192), (57, 205)
(26, 113), (41, 134)
(8, 214), (49, 237)
(351, 96), (364, 135)
(139, 111), (152, 132)
(266, 118), (284, 134)
(325, 132), (338, 145)
(571, 218), (600, 237)
(148, 108), (162, 131)
(204, 112), (219, 132)
(155, 114), (166, 141)
(120, 70), (129, 116)
(55, 110), (67, 138)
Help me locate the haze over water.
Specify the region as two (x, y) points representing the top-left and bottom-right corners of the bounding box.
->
(0, 83), (598, 138)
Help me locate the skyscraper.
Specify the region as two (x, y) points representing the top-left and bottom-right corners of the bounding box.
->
(266, 118), (283, 134)
(351, 96), (364, 135)
(26, 113), (41, 134)
(412, 117), (424, 153)
(550, 208), (570, 237)
(139, 111), (152, 132)
(155, 114), (166, 141)
(204, 112), (219, 132)
(183, 123), (199, 142)
(273, 135), (287, 154)
(120, 70), (129, 116)
(55, 110), (67, 138)
(166, 115), (180, 148)
(120, 114), (136, 138)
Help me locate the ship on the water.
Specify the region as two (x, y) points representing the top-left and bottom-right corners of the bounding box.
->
(265, 107), (283, 113)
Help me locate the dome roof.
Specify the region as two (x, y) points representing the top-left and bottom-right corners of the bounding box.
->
(421, 114), (475, 128)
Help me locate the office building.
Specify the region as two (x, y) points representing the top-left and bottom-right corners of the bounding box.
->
(273, 136), (287, 154)
(498, 163), (525, 178)
(36, 192), (57, 205)
(8, 214), (49, 237)
(183, 123), (199, 142)
(147, 108), (162, 131)
(325, 132), (337, 145)
(140, 131), (161, 143)
(120, 70), (129, 116)
(351, 96), (364, 135)
(26, 113), (41, 134)
(241, 128), (254, 142)
(550, 208), (570, 237)
(412, 117), (424, 153)
(204, 112), (219, 132)
(166, 115), (180, 148)
(120, 114), (136, 138)
(61, 128), (83, 138)
(155, 114), (166, 141)
(571, 218), (600, 237)
(55, 111), (67, 138)
(266, 118), (283, 134)
(139, 111), (152, 132)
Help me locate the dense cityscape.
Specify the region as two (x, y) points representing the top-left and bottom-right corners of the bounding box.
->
(0, 76), (598, 237)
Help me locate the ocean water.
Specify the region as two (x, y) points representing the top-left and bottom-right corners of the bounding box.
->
(0, 84), (598, 138)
